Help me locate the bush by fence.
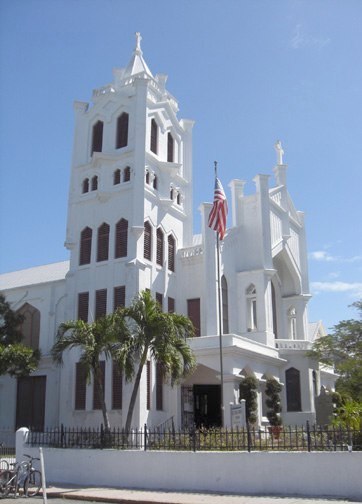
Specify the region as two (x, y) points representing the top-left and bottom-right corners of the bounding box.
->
(27, 422), (362, 452)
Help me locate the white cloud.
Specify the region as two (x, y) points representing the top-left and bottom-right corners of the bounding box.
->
(311, 281), (362, 298)
(291, 24), (331, 50)
(309, 251), (336, 262)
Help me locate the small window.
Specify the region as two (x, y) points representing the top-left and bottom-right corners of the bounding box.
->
(115, 218), (128, 258)
(168, 235), (175, 272)
(91, 120), (103, 155)
(91, 176), (98, 191)
(150, 118), (158, 154)
(79, 227), (92, 266)
(116, 112), (129, 149)
(153, 175), (158, 190)
(113, 169), (121, 185)
(82, 178), (89, 193)
(167, 132), (174, 163)
(156, 228), (164, 266)
(177, 192), (181, 205)
(170, 188), (174, 200)
(123, 166), (131, 182)
(97, 223), (110, 262)
(187, 298), (200, 337)
(144, 221), (152, 261)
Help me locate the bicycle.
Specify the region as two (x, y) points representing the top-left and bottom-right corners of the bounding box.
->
(0, 454), (42, 498)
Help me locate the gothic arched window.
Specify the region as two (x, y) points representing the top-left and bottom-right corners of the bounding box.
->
(115, 219), (128, 258)
(91, 120), (103, 155)
(246, 284), (257, 331)
(167, 132), (174, 162)
(17, 303), (40, 350)
(123, 166), (131, 182)
(97, 223), (110, 262)
(91, 175), (98, 191)
(144, 221), (152, 261)
(221, 275), (229, 334)
(286, 367), (302, 412)
(168, 234), (175, 272)
(79, 227), (92, 265)
(116, 112), (129, 149)
(150, 118), (158, 154)
(113, 169), (121, 185)
(156, 228), (164, 266)
(82, 178), (89, 194)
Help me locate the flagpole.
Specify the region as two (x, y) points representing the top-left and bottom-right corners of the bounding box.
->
(214, 161), (225, 428)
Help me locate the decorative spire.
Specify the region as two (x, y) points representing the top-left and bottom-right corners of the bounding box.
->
(135, 32), (142, 53)
(274, 140), (284, 165)
(123, 32), (153, 79)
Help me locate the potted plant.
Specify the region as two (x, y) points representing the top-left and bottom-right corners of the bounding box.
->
(265, 378), (283, 438)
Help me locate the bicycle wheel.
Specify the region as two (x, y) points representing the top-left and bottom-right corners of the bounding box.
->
(0, 470), (12, 497)
(23, 470), (42, 497)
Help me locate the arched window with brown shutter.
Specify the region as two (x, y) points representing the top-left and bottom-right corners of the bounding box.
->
(82, 178), (89, 193)
(16, 303), (40, 350)
(115, 218), (128, 258)
(97, 222), (110, 262)
(116, 112), (129, 149)
(150, 118), (158, 154)
(286, 367), (302, 412)
(79, 227), (92, 265)
(156, 228), (164, 266)
(91, 175), (98, 191)
(168, 234), (175, 272)
(113, 169), (121, 185)
(123, 166), (130, 182)
(91, 120), (103, 155)
(144, 221), (152, 261)
(167, 132), (174, 162)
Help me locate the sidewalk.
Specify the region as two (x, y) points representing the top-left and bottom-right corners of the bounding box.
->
(43, 484), (361, 503)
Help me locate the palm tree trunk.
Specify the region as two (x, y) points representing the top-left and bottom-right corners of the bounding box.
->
(93, 365), (111, 432)
(125, 347), (148, 432)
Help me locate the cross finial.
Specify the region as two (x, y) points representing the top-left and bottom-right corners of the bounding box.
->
(274, 140), (284, 165)
(135, 32), (142, 53)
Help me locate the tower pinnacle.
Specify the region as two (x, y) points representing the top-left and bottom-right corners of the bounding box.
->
(274, 140), (284, 165)
(135, 32), (142, 53)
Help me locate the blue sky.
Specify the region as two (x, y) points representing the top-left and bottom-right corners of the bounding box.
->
(0, 0), (361, 330)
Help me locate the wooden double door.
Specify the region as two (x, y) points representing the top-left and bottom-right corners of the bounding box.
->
(16, 376), (46, 431)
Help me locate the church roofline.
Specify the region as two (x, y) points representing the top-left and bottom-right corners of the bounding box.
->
(0, 260), (69, 291)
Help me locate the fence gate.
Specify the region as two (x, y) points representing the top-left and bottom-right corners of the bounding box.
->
(0, 429), (16, 464)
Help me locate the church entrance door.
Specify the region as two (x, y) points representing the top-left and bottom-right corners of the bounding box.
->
(193, 384), (221, 428)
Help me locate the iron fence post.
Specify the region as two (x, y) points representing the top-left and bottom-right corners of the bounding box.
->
(306, 421), (311, 452)
(246, 422), (251, 453)
(144, 424), (147, 451)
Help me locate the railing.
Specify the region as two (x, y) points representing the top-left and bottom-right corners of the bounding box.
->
(27, 423), (362, 453)
(275, 339), (311, 350)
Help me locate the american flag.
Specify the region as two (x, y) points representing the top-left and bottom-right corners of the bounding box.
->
(208, 177), (228, 240)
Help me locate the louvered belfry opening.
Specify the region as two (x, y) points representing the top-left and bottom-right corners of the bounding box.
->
(150, 118), (158, 154)
(93, 361), (105, 410)
(116, 112), (129, 149)
(115, 218), (128, 258)
(91, 175), (98, 191)
(78, 292), (89, 322)
(168, 235), (175, 272)
(144, 221), (152, 260)
(167, 132), (174, 162)
(79, 227), (92, 265)
(113, 169), (121, 185)
(156, 228), (164, 266)
(97, 223), (110, 262)
(187, 298), (201, 337)
(114, 286), (126, 311)
(95, 289), (107, 320)
(91, 120), (103, 155)
(123, 166), (131, 182)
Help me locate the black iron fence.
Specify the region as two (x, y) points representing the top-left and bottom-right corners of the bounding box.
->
(27, 422), (362, 452)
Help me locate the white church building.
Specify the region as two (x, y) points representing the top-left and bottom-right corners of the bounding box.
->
(0, 34), (335, 434)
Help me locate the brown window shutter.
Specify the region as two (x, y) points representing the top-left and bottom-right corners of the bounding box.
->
(91, 120), (103, 155)
(112, 361), (123, 409)
(79, 227), (92, 265)
(167, 132), (174, 163)
(286, 368), (302, 412)
(156, 362), (163, 411)
(95, 289), (107, 319)
(75, 362), (87, 410)
(123, 166), (131, 182)
(168, 297), (175, 313)
(168, 235), (175, 272)
(116, 113), (129, 149)
(78, 292), (89, 322)
(144, 221), (152, 261)
(113, 169), (121, 185)
(114, 286), (126, 311)
(156, 228), (164, 266)
(93, 360), (105, 410)
(156, 292), (163, 311)
(187, 298), (201, 337)
(115, 219), (128, 258)
(150, 119), (158, 154)
(146, 360), (151, 410)
(97, 223), (110, 262)
(82, 178), (89, 193)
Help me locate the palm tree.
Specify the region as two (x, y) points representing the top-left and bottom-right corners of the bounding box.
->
(51, 310), (131, 432)
(122, 290), (196, 432)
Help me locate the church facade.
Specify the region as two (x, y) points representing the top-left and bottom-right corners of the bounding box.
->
(0, 35), (335, 434)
